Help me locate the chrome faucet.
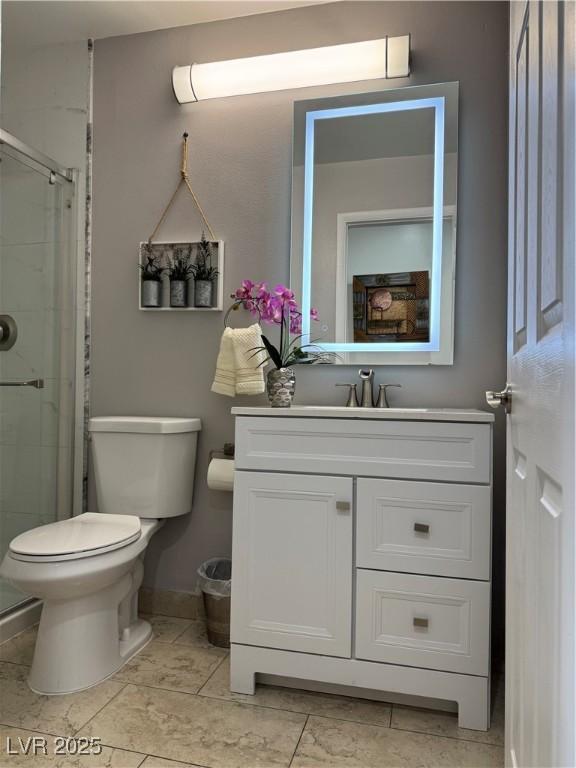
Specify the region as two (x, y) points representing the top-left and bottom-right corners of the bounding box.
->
(376, 383), (402, 408)
(335, 371), (402, 408)
(358, 369), (375, 408)
(335, 383), (359, 407)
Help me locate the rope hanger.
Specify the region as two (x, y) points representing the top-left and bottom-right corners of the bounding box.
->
(148, 133), (217, 244)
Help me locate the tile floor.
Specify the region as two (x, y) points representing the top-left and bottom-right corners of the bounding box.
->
(0, 613), (504, 767)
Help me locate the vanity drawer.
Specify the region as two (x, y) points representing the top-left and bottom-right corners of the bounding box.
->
(356, 479), (491, 580)
(355, 570), (490, 676)
(235, 417), (491, 484)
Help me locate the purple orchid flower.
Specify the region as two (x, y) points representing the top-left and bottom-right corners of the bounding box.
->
(226, 281), (333, 370)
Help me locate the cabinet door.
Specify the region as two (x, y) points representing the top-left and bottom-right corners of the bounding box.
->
(231, 472), (353, 657)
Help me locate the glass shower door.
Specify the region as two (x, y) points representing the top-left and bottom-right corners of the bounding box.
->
(0, 138), (76, 613)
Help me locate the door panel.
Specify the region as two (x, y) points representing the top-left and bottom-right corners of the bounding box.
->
(231, 471), (353, 656)
(506, 2), (575, 766)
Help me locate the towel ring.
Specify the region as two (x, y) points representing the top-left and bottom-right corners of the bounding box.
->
(223, 300), (262, 328)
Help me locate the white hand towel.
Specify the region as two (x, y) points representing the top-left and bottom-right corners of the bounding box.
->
(211, 324), (266, 397)
(211, 327), (236, 397)
(233, 323), (266, 395)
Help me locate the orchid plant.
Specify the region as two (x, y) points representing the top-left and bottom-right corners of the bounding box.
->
(227, 281), (334, 369)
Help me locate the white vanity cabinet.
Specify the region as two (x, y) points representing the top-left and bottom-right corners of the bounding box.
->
(230, 407), (494, 731)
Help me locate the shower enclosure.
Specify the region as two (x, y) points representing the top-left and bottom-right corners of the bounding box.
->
(0, 129), (77, 614)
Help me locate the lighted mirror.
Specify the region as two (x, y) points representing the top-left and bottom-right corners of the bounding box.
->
(291, 82), (458, 365)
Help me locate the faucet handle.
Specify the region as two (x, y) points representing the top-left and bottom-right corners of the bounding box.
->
(335, 383), (359, 408)
(376, 384), (402, 409)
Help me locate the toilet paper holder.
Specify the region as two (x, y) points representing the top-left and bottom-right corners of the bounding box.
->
(209, 443), (235, 461)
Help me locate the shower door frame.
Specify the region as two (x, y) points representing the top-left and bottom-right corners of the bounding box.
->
(0, 128), (73, 183)
(0, 128), (85, 620)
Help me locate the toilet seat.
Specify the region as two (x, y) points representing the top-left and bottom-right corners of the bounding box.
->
(9, 513), (141, 563)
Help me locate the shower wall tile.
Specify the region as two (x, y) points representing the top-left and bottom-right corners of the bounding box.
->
(0, 244), (57, 312)
(0, 310), (61, 379)
(0, 40), (90, 169)
(0, 170), (58, 247)
(0, 445), (58, 518)
(0, 378), (74, 448)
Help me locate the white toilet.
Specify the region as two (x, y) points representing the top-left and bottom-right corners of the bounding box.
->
(1, 416), (201, 695)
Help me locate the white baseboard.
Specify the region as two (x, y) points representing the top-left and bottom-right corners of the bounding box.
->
(0, 600), (42, 643)
(139, 587), (204, 619)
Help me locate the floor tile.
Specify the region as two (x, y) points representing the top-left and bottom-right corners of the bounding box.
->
(0, 626), (38, 666)
(141, 615), (193, 644)
(391, 673), (504, 747)
(140, 758), (197, 768)
(0, 725), (145, 767)
(199, 657), (391, 726)
(0, 663), (125, 736)
(391, 700), (504, 747)
(292, 715), (504, 768)
(80, 683), (306, 768)
(172, 620), (213, 649)
(113, 640), (226, 694)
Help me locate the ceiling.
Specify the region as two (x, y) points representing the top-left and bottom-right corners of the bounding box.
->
(2, 0), (333, 48)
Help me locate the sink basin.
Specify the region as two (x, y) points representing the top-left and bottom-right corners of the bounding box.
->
(296, 406), (431, 412)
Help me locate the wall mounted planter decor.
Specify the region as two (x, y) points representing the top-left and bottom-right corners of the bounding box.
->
(139, 133), (224, 311)
(139, 240), (224, 311)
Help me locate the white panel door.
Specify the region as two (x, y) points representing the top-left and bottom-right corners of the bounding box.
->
(231, 471), (353, 657)
(506, 3), (575, 766)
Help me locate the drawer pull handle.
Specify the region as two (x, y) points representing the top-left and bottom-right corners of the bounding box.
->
(336, 501), (351, 512)
(414, 522), (430, 534)
(413, 616), (429, 629)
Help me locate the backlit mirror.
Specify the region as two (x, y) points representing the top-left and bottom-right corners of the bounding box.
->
(291, 82), (458, 364)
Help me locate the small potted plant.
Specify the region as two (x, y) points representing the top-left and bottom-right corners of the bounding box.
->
(191, 233), (219, 308)
(166, 246), (194, 308)
(227, 281), (333, 407)
(139, 249), (165, 308)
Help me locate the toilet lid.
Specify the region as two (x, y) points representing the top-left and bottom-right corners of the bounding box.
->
(9, 513), (141, 562)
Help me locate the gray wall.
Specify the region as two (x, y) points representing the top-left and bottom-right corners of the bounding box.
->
(91, 0), (508, 651)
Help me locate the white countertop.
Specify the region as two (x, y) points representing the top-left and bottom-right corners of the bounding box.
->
(231, 406), (495, 423)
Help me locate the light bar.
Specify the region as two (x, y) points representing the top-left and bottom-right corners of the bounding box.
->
(172, 36), (410, 104)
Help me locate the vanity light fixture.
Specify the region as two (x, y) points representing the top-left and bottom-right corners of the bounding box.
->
(172, 36), (410, 104)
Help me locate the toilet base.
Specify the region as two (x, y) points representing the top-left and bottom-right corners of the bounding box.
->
(28, 569), (150, 695)
(29, 619), (152, 696)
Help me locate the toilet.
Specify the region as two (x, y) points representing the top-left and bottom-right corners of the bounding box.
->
(0, 416), (201, 695)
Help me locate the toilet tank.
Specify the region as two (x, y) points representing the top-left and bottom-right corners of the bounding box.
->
(89, 417), (202, 518)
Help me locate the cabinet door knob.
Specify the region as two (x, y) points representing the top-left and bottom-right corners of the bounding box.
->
(413, 616), (429, 629)
(336, 501), (351, 512)
(414, 522), (430, 534)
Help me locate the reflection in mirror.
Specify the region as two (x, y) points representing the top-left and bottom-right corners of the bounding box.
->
(291, 83), (458, 365)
